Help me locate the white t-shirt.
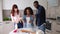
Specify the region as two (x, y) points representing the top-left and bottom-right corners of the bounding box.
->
(26, 17), (30, 24)
(26, 17), (32, 28)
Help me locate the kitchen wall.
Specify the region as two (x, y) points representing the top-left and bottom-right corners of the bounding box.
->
(3, 0), (47, 10)
(2, 0), (47, 19)
(3, 0), (36, 10)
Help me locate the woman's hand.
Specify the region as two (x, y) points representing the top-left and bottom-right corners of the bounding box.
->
(15, 17), (22, 23)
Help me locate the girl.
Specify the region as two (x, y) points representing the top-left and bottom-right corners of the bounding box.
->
(11, 4), (23, 29)
(23, 7), (34, 28)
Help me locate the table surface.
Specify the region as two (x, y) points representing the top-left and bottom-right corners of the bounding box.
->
(9, 28), (44, 34)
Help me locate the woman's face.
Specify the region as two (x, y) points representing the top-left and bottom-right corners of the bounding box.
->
(26, 9), (30, 15)
(14, 8), (18, 12)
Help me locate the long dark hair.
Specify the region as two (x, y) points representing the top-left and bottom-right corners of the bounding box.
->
(24, 7), (34, 15)
(11, 4), (19, 16)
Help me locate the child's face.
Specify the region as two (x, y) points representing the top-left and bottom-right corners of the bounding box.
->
(26, 9), (30, 15)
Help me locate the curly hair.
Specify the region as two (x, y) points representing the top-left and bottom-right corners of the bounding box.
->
(24, 7), (34, 15)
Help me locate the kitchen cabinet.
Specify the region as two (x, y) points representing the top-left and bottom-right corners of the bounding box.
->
(3, 21), (14, 34)
(51, 20), (60, 34)
(3, 0), (36, 10)
(48, 0), (58, 7)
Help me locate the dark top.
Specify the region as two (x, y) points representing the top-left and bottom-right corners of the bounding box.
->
(36, 5), (46, 26)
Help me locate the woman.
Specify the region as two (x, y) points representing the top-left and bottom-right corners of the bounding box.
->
(23, 7), (34, 28)
(11, 4), (23, 29)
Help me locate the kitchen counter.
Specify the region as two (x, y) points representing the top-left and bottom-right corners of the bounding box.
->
(9, 28), (44, 34)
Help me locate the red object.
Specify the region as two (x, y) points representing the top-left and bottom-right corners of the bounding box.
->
(13, 29), (17, 33)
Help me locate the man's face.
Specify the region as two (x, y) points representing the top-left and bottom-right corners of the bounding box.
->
(34, 3), (38, 8)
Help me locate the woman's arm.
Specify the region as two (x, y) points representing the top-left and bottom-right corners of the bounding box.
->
(17, 12), (23, 23)
(11, 14), (15, 22)
(18, 17), (24, 23)
(11, 14), (19, 24)
(29, 15), (34, 23)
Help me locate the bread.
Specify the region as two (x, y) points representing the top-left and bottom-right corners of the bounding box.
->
(20, 30), (31, 32)
(30, 32), (36, 34)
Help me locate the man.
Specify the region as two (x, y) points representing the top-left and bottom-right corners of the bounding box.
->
(33, 1), (46, 33)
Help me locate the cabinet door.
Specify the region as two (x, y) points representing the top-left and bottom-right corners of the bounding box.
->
(3, 22), (14, 34)
(48, 0), (58, 7)
(51, 21), (60, 34)
(51, 21), (56, 34)
(55, 21), (60, 31)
